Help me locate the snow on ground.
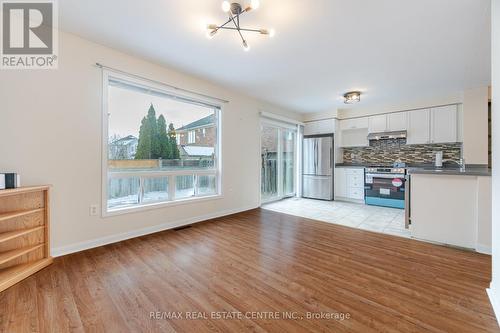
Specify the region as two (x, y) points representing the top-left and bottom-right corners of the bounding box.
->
(108, 188), (214, 209)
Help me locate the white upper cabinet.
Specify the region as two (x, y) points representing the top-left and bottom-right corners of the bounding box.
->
(366, 113), (407, 133)
(304, 121), (319, 136)
(387, 112), (408, 131)
(339, 117), (369, 131)
(457, 105), (464, 142)
(430, 105), (458, 144)
(340, 129), (369, 147)
(337, 105), (459, 146)
(407, 109), (431, 144)
(304, 119), (336, 135)
(338, 118), (369, 147)
(368, 115), (387, 133)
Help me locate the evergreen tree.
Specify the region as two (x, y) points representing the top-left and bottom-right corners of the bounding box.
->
(135, 104), (179, 160)
(157, 115), (171, 159)
(146, 104), (160, 158)
(168, 123), (180, 159)
(135, 116), (152, 159)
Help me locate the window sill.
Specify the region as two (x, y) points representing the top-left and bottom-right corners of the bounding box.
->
(102, 194), (223, 218)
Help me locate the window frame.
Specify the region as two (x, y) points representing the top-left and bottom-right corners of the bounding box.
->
(101, 70), (223, 217)
(188, 130), (196, 144)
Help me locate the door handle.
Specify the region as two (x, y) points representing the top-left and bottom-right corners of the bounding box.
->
(330, 147), (332, 168)
(313, 140), (318, 174)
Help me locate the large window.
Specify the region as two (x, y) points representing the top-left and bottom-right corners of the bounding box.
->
(103, 71), (221, 214)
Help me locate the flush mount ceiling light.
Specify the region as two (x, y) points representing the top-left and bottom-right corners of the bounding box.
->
(206, 0), (275, 51)
(343, 91), (361, 104)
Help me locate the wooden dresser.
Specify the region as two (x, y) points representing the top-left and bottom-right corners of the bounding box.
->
(0, 186), (53, 292)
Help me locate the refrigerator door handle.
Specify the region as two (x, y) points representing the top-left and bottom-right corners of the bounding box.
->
(313, 140), (317, 174)
(315, 139), (319, 174)
(330, 147), (332, 168)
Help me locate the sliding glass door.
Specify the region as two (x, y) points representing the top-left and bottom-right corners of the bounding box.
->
(261, 125), (279, 202)
(261, 122), (297, 203)
(282, 129), (296, 197)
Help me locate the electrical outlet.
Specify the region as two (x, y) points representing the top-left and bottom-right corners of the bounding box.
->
(89, 205), (99, 216)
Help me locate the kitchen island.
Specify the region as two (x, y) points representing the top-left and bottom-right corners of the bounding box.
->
(407, 166), (491, 253)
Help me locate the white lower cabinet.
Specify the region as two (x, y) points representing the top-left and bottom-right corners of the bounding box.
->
(335, 167), (365, 201)
(348, 187), (365, 200)
(347, 173), (364, 188)
(410, 174), (491, 251)
(334, 168), (347, 198)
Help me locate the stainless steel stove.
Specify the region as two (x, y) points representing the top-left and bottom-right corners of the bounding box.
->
(364, 166), (406, 209)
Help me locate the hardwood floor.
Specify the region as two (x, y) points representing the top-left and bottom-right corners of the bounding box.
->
(0, 208), (498, 332)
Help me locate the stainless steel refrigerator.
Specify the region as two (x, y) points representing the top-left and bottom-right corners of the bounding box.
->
(302, 135), (334, 200)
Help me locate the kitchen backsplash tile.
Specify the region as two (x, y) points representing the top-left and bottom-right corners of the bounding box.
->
(342, 140), (462, 165)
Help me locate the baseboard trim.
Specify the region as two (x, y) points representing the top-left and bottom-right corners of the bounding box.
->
(476, 244), (492, 255)
(487, 287), (500, 325)
(51, 205), (258, 257)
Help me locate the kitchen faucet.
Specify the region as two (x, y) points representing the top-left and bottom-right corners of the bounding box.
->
(443, 158), (466, 171)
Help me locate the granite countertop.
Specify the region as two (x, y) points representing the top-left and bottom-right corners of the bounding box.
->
(335, 163), (491, 176)
(335, 163), (371, 168)
(407, 165), (491, 176)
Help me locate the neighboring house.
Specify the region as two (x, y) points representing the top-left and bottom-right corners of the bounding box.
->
(179, 145), (215, 158)
(176, 115), (216, 168)
(176, 114), (216, 146)
(108, 135), (138, 160)
(177, 145), (215, 169)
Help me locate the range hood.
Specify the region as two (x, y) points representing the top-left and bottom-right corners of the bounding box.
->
(367, 130), (407, 141)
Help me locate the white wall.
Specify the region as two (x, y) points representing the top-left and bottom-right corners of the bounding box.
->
(463, 87), (490, 165)
(302, 109), (338, 122)
(0, 32), (301, 255)
(489, 0), (500, 322)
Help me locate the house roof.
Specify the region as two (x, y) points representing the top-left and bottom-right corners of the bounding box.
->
(176, 114), (214, 131)
(111, 135), (138, 145)
(181, 145), (214, 157)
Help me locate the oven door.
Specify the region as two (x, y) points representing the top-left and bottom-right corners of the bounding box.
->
(365, 173), (406, 207)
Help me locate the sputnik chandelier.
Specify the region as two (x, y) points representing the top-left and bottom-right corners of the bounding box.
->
(206, 0), (275, 51)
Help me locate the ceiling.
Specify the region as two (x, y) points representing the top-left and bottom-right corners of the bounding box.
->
(59, 0), (491, 113)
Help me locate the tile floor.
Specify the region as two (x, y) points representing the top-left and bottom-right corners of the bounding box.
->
(262, 197), (411, 238)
